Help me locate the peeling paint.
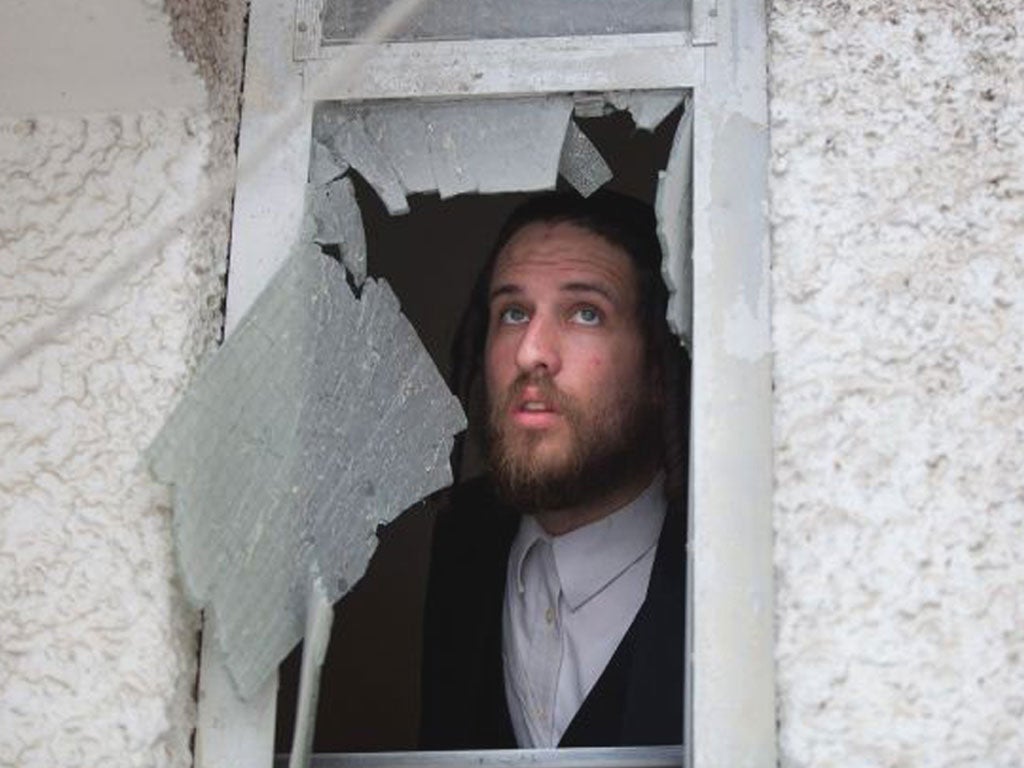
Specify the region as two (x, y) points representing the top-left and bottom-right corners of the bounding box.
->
(723, 290), (770, 361)
(710, 113), (770, 360)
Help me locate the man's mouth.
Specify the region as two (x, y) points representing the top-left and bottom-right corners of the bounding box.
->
(520, 400), (554, 413)
(508, 384), (563, 428)
(514, 384), (560, 413)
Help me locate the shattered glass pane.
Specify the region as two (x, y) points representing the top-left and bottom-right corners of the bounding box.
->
(558, 120), (613, 198)
(655, 97), (694, 347)
(322, 0), (689, 43)
(146, 247), (466, 699)
(314, 97), (573, 204)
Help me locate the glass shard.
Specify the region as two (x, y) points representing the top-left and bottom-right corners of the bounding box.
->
(362, 106), (436, 195)
(146, 247), (466, 699)
(655, 97), (694, 348)
(287, 577), (333, 768)
(421, 98), (571, 197)
(309, 137), (349, 186)
(314, 98), (572, 203)
(310, 176), (367, 286)
(573, 94), (612, 120)
(558, 120), (613, 198)
(610, 90), (685, 132)
(318, 111), (410, 215)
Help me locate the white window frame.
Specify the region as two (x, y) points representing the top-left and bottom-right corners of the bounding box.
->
(201, 1), (774, 766)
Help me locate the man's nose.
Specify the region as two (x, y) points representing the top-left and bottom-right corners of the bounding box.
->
(515, 314), (561, 376)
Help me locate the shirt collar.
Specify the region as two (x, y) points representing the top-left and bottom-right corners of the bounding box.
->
(508, 474), (667, 610)
(509, 515), (549, 595)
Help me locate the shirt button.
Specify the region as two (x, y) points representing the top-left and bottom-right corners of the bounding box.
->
(545, 606), (555, 624)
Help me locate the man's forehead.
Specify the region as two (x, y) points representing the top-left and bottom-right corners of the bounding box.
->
(491, 221), (637, 298)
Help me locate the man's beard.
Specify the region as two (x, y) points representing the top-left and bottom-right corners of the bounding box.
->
(484, 374), (661, 513)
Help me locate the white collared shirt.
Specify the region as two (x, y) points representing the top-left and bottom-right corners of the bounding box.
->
(501, 477), (666, 747)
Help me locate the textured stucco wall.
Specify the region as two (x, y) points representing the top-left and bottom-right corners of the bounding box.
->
(770, 2), (1024, 766)
(0, 2), (245, 766)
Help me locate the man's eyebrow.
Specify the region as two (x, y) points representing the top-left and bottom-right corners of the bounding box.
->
(488, 281), (620, 304)
(489, 284), (522, 301)
(560, 281), (618, 304)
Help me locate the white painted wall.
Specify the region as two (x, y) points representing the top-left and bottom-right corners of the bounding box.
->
(0, 1), (245, 766)
(770, 2), (1024, 765)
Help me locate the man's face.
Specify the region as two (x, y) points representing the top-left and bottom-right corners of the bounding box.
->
(484, 220), (661, 514)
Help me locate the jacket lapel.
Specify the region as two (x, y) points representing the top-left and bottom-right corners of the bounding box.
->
(559, 501), (685, 746)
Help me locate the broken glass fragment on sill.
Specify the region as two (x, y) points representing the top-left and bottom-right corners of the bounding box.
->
(146, 246), (466, 699)
(558, 120), (613, 198)
(314, 97), (573, 206)
(655, 96), (694, 348)
(310, 176), (367, 286)
(609, 90), (685, 132)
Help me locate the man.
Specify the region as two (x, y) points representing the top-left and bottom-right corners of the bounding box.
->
(420, 192), (687, 749)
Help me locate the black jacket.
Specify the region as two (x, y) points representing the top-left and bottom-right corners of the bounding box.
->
(419, 477), (685, 748)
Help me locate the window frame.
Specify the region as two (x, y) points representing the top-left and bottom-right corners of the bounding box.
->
(273, 746), (685, 768)
(201, 1), (774, 766)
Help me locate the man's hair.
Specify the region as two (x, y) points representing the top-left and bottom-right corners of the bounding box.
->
(450, 190), (690, 501)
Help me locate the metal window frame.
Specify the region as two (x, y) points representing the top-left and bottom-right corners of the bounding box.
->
(302, 33), (702, 101)
(273, 746), (685, 768)
(294, 0), (701, 61)
(200, 1), (774, 767)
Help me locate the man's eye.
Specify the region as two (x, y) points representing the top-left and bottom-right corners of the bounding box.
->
(571, 306), (602, 326)
(499, 307), (529, 325)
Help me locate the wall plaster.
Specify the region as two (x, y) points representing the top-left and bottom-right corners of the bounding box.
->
(0, 1), (246, 766)
(769, 2), (1024, 766)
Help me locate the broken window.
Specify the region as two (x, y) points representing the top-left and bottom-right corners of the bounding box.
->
(196, 1), (773, 765)
(272, 92), (692, 755)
